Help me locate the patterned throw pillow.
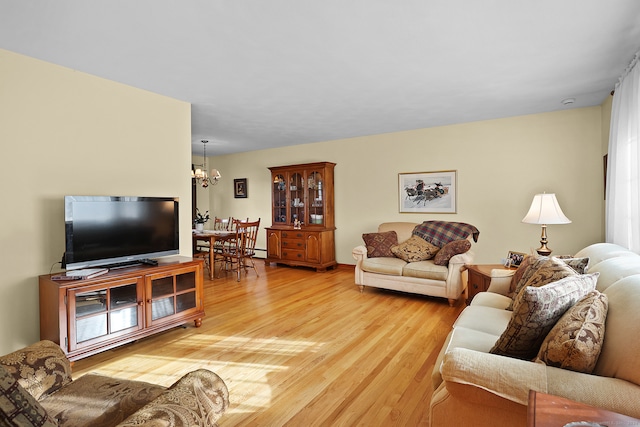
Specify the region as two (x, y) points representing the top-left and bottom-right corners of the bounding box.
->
(0, 365), (57, 427)
(362, 231), (398, 258)
(0, 340), (73, 401)
(490, 273), (598, 360)
(391, 235), (440, 262)
(508, 254), (538, 296)
(507, 257), (578, 310)
(433, 239), (471, 266)
(536, 291), (608, 373)
(555, 256), (590, 274)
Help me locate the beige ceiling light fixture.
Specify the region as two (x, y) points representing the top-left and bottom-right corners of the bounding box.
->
(561, 98), (576, 105)
(192, 140), (221, 188)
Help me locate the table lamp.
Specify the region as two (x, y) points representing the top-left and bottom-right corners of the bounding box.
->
(522, 193), (571, 256)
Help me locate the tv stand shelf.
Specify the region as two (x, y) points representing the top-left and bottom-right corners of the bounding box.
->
(39, 257), (205, 361)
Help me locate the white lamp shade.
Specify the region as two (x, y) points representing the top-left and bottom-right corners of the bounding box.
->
(211, 169), (221, 179)
(522, 193), (571, 225)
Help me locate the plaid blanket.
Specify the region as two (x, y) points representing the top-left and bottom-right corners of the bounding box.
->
(412, 221), (479, 248)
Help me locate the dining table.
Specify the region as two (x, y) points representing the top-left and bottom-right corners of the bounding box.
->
(192, 229), (236, 279)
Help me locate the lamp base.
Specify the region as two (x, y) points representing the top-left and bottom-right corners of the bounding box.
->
(535, 246), (552, 256)
(536, 224), (552, 256)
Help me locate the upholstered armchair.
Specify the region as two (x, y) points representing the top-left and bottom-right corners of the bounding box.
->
(0, 340), (229, 427)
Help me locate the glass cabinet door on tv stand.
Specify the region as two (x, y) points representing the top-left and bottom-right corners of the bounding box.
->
(67, 277), (144, 352)
(145, 265), (202, 328)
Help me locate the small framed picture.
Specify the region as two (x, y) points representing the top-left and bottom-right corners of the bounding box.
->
(506, 251), (527, 268)
(234, 178), (248, 198)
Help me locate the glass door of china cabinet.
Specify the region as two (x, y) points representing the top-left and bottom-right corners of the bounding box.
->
(272, 173), (287, 224)
(307, 169), (324, 226)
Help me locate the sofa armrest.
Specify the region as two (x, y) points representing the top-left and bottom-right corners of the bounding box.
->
(442, 348), (640, 420)
(0, 340), (72, 401)
(443, 251), (475, 299)
(486, 269), (515, 296)
(352, 245), (367, 261)
(448, 250), (474, 267)
(353, 245), (367, 285)
(546, 365), (640, 419)
(117, 369), (229, 427)
(441, 347), (548, 405)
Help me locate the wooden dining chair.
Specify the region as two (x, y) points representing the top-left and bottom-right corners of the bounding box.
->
(229, 217), (249, 229)
(213, 217), (231, 231)
(210, 216), (232, 259)
(217, 218), (261, 281)
(192, 236), (212, 276)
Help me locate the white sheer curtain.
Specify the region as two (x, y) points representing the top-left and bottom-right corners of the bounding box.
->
(606, 51), (640, 252)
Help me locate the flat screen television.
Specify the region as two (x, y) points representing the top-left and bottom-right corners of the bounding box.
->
(64, 196), (180, 271)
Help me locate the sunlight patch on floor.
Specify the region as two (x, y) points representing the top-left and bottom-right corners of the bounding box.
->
(162, 333), (327, 358)
(77, 334), (326, 414)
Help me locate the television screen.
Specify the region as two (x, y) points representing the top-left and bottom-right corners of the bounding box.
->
(64, 196), (179, 270)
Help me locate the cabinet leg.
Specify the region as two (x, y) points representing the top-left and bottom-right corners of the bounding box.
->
(194, 318), (202, 328)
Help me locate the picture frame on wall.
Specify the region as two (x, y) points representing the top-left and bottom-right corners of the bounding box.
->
(234, 178), (248, 198)
(398, 170), (457, 213)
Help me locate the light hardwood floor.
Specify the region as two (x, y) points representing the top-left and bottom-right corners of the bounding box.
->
(72, 261), (465, 426)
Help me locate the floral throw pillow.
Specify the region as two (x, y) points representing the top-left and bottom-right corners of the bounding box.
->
(391, 235), (440, 262)
(433, 239), (471, 266)
(0, 365), (58, 427)
(490, 273), (598, 360)
(555, 256), (590, 274)
(507, 256), (578, 310)
(508, 254), (538, 297)
(536, 290), (608, 373)
(362, 231), (398, 258)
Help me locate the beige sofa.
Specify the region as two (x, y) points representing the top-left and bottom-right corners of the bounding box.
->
(352, 222), (475, 306)
(429, 243), (640, 426)
(0, 340), (229, 427)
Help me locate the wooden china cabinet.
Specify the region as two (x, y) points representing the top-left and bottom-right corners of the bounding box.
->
(265, 161), (337, 271)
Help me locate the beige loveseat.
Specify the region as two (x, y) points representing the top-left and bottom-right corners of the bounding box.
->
(429, 243), (640, 426)
(0, 340), (229, 427)
(352, 222), (476, 306)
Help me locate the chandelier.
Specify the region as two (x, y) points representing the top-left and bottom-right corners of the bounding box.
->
(192, 140), (221, 188)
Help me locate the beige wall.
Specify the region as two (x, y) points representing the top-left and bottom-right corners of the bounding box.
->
(206, 106), (605, 267)
(0, 50), (192, 354)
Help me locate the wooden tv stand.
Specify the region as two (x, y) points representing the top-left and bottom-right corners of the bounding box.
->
(39, 257), (205, 361)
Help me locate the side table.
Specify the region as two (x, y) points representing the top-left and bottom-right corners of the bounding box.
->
(528, 390), (640, 426)
(465, 264), (511, 304)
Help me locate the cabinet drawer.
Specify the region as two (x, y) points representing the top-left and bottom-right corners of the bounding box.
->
(468, 272), (487, 293)
(281, 231), (304, 240)
(282, 249), (305, 261)
(282, 238), (305, 250)
(465, 264), (506, 304)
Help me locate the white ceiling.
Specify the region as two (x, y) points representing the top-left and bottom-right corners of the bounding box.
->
(2, 1), (640, 156)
